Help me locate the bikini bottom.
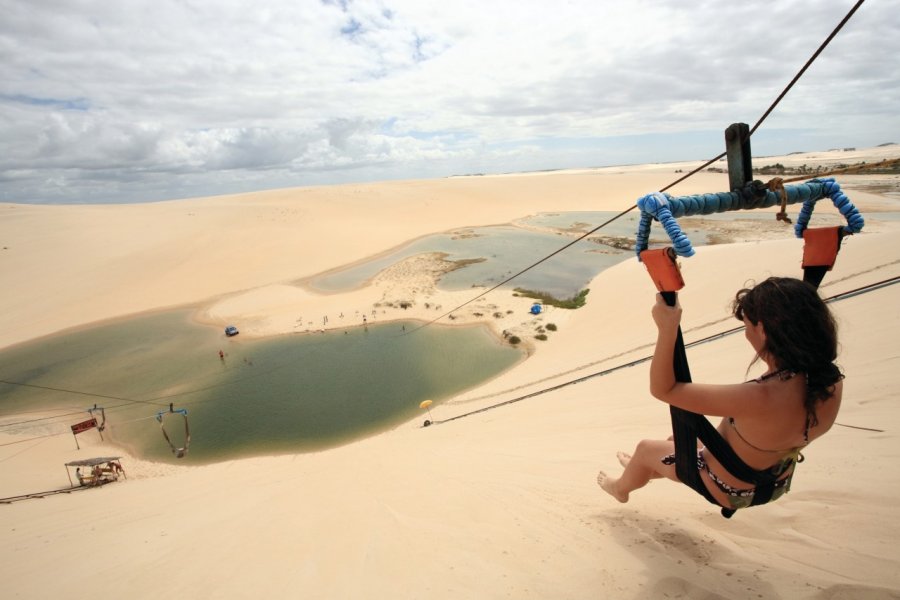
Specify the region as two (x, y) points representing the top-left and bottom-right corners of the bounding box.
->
(662, 450), (792, 510)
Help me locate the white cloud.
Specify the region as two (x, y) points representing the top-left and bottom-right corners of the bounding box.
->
(0, 0), (898, 203)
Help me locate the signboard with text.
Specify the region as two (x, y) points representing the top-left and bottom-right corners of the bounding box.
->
(71, 418), (98, 435)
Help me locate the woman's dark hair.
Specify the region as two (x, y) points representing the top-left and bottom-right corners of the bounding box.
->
(732, 276), (843, 427)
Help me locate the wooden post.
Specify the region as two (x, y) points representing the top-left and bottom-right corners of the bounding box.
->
(725, 122), (753, 191)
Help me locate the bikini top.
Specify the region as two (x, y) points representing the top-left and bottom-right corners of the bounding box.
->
(729, 368), (809, 456)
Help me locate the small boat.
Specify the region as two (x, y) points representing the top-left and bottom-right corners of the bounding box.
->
(224, 325), (239, 337)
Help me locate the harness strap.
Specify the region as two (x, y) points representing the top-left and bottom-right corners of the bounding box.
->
(156, 405), (191, 459)
(641, 248), (684, 293)
(641, 249), (791, 519)
(802, 227), (845, 288)
(88, 404), (106, 433)
(636, 178), (861, 518)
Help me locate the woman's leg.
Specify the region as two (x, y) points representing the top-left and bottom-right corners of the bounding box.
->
(598, 438), (678, 503)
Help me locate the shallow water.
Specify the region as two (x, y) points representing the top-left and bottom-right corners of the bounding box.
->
(310, 213), (638, 299)
(0, 310), (522, 464)
(306, 211), (757, 300)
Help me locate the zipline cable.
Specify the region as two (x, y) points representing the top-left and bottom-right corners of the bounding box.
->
(0, 0), (876, 451)
(1, 255), (895, 450)
(746, 0), (866, 140)
(0, 380), (169, 409)
(0, 327), (369, 429)
(405, 0), (868, 335)
(431, 273), (899, 426)
(0, 0), (876, 410)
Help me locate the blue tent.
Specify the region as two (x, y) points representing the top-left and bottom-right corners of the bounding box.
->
(530, 303), (542, 315)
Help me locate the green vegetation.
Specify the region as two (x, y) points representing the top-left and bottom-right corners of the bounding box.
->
(513, 288), (590, 309)
(535, 334), (548, 341)
(546, 323), (557, 331)
(508, 335), (521, 345)
(754, 160), (900, 176)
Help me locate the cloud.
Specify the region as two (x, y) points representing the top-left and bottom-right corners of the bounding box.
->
(0, 0), (898, 203)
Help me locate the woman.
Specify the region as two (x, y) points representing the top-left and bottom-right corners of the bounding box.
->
(597, 277), (844, 511)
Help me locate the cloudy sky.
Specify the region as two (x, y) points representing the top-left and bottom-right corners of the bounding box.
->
(1, 0), (898, 204)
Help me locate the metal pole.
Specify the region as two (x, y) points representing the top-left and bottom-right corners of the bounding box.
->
(725, 122), (753, 191)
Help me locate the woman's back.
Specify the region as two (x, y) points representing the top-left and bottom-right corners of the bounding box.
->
(719, 372), (842, 474)
(597, 277), (845, 512)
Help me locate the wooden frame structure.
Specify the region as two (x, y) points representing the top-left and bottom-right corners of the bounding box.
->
(64, 456), (126, 488)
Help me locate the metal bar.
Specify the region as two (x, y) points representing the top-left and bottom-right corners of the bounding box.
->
(725, 122), (753, 191)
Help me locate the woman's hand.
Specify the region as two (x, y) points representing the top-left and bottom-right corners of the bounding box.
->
(652, 294), (682, 331)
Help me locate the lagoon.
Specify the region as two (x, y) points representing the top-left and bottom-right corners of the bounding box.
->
(3, 207), (857, 465)
(310, 212), (640, 299)
(0, 310), (522, 464)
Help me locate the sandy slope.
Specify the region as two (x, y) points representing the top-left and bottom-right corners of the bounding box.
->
(1, 146), (899, 599)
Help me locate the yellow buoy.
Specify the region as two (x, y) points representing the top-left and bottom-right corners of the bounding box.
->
(419, 399), (434, 426)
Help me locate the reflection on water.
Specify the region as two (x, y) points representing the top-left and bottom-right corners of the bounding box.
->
(0, 310), (522, 464)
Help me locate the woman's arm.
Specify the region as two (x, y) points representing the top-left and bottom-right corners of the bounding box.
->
(648, 294), (769, 417)
(648, 295), (680, 400)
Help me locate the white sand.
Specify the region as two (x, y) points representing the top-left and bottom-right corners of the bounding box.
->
(2, 147), (900, 598)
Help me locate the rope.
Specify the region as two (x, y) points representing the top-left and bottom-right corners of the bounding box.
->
(0, 409), (89, 429)
(0, 485), (90, 505)
(768, 178), (791, 224)
(153, 404), (190, 458)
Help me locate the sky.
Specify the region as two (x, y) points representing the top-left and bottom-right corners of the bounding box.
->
(1, 0), (898, 204)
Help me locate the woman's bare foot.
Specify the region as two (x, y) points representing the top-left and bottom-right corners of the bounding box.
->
(597, 471), (628, 503)
(616, 451), (632, 468)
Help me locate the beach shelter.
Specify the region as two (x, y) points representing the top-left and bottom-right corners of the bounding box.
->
(530, 303), (542, 315)
(64, 457), (126, 487)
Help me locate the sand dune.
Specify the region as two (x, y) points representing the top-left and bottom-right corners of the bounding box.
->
(1, 147), (899, 598)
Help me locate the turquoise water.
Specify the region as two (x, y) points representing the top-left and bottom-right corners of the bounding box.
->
(0, 310), (522, 464)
